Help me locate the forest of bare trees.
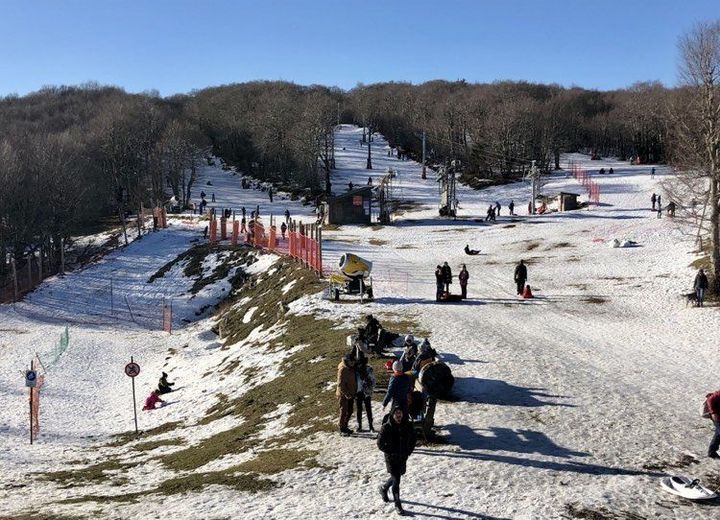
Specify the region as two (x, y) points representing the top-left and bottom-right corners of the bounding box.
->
(0, 47), (717, 291)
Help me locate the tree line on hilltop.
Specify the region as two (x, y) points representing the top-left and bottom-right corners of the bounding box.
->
(0, 20), (718, 292)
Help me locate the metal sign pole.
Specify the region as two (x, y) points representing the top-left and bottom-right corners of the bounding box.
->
(130, 356), (138, 434)
(29, 359), (34, 445)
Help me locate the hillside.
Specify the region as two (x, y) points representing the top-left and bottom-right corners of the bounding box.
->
(1, 125), (719, 519)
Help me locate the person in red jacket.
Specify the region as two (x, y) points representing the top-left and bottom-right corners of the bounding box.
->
(143, 390), (165, 411)
(706, 390), (720, 458)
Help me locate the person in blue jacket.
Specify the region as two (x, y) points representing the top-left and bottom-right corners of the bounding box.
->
(383, 360), (411, 414)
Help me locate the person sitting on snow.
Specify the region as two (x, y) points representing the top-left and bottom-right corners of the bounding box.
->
(412, 339), (438, 373)
(399, 335), (418, 372)
(464, 244), (480, 255)
(143, 390), (166, 411)
(158, 372), (175, 394)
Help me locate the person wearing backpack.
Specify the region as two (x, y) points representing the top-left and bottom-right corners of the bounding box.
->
(704, 390), (720, 459)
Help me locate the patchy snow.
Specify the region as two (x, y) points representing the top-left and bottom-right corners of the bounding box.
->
(243, 306), (258, 323)
(1, 125), (719, 519)
(281, 280), (297, 294)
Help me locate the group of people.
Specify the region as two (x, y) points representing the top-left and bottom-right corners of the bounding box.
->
(143, 372), (175, 411)
(650, 193), (676, 217)
(434, 262), (470, 300)
(336, 329), (439, 514)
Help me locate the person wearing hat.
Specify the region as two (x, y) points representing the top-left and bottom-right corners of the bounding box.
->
(383, 360), (411, 414)
(458, 264), (469, 299)
(143, 390), (166, 411)
(336, 355), (357, 435)
(399, 335), (417, 372)
(158, 372), (175, 394)
(377, 405), (416, 514)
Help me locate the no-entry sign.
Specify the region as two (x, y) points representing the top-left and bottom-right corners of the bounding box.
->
(124, 362), (140, 378)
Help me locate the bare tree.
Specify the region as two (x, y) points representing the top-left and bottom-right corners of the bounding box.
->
(670, 21), (720, 292)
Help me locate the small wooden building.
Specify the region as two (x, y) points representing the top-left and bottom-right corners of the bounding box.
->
(324, 186), (373, 225)
(558, 192), (580, 211)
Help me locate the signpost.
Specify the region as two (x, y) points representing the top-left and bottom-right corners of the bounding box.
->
(26, 361), (37, 444)
(125, 357), (140, 434)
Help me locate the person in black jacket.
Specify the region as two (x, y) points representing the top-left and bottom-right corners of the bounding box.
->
(377, 405), (417, 515)
(435, 265), (444, 301)
(158, 372), (175, 394)
(694, 268), (709, 307)
(441, 262), (452, 293)
(514, 260), (527, 295)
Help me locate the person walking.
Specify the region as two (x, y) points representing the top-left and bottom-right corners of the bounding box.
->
(485, 205), (493, 222)
(458, 264), (469, 299)
(377, 405), (417, 515)
(514, 260), (528, 295)
(336, 355), (357, 435)
(441, 261), (452, 293)
(356, 364), (376, 432)
(694, 268), (709, 307)
(508, 200), (515, 216)
(280, 221), (287, 240)
(284, 208), (290, 223)
(435, 265), (444, 301)
(651, 193), (656, 211)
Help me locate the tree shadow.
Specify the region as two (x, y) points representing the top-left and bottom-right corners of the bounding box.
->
(452, 377), (574, 408)
(413, 447), (664, 478)
(442, 423), (588, 458)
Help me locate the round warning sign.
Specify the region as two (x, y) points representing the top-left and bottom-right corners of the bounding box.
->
(124, 362), (140, 378)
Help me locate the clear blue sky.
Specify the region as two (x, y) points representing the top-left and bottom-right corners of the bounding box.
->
(0, 0), (718, 97)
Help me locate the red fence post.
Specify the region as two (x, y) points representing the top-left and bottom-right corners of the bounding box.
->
(209, 218), (218, 243)
(232, 220), (239, 245)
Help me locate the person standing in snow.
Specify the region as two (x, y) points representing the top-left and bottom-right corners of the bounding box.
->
(284, 208), (290, 223)
(356, 364), (376, 432)
(377, 405), (416, 515)
(383, 361), (411, 414)
(651, 193), (656, 210)
(268, 186), (273, 203)
(485, 205), (493, 222)
(280, 221), (287, 240)
(336, 355), (357, 435)
(657, 194), (661, 211)
(399, 335), (418, 372)
(508, 200), (515, 216)
(495, 201), (501, 217)
(435, 265), (444, 301)
(458, 264), (469, 299)
(651, 167), (656, 178)
(514, 260), (528, 295)
(143, 390), (165, 411)
(211, 193), (216, 203)
(368, 176), (373, 186)
(441, 262), (452, 293)
(241, 206), (246, 219)
(694, 268), (709, 307)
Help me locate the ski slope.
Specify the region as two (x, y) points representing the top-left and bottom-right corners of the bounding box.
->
(1, 125), (719, 519)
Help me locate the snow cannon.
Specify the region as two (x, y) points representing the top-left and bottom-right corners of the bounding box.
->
(328, 253), (374, 301)
(338, 253), (373, 278)
(418, 361), (455, 398)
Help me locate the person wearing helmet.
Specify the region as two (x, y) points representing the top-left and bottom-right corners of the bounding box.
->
(383, 360), (411, 414)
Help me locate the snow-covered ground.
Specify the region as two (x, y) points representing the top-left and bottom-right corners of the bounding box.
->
(1, 125), (719, 519)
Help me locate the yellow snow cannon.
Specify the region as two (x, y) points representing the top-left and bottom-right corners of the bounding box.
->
(329, 253), (374, 301)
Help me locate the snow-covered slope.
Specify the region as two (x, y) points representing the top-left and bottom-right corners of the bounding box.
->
(1, 125), (719, 519)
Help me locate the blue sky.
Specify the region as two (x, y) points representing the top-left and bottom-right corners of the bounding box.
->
(0, 0), (717, 96)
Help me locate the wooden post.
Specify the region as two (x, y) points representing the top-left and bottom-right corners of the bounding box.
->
(11, 256), (18, 301)
(60, 238), (65, 276)
(27, 255), (32, 290)
(38, 246), (43, 282)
